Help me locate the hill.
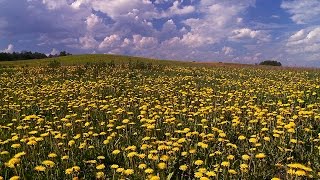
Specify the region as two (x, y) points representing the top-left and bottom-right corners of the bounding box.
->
(0, 54), (258, 68)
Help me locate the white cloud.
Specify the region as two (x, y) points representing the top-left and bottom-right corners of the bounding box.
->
(86, 14), (102, 30)
(132, 35), (158, 49)
(286, 27), (320, 61)
(222, 46), (234, 55)
(79, 35), (98, 49)
(167, 1), (195, 15)
(99, 35), (122, 49)
(2, 44), (14, 53)
(288, 29), (305, 42)
(281, 0), (320, 24)
(42, 0), (67, 10)
(49, 48), (59, 55)
(90, 0), (156, 20)
(230, 28), (270, 42)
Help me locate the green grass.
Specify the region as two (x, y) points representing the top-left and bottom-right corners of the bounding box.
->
(0, 54), (259, 69)
(0, 54), (191, 67)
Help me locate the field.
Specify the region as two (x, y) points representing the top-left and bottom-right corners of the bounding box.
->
(0, 55), (320, 180)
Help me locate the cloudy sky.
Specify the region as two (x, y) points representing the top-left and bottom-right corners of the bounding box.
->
(0, 0), (320, 67)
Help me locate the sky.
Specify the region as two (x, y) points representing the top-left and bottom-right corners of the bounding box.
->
(0, 0), (320, 67)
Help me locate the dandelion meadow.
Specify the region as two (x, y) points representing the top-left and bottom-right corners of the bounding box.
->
(1, 60), (320, 180)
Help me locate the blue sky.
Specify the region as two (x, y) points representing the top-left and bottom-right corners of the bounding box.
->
(0, 0), (320, 67)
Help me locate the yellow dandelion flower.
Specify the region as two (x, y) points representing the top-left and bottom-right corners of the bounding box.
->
(194, 172), (203, 178)
(295, 170), (306, 176)
(149, 175), (160, 180)
(242, 154), (250, 161)
(221, 161), (230, 167)
(227, 155), (235, 160)
(96, 164), (105, 170)
(65, 168), (73, 175)
(48, 153), (57, 158)
(42, 160), (55, 167)
(179, 165), (188, 171)
(206, 171), (216, 177)
(255, 153), (266, 159)
(116, 168), (124, 173)
(96, 172), (105, 179)
(238, 135), (246, 140)
(145, 168), (154, 174)
(9, 176), (19, 180)
(112, 149), (120, 155)
(194, 160), (204, 166)
(157, 162), (167, 169)
(34, 165), (46, 172)
(228, 169), (237, 175)
(138, 164), (147, 169)
(123, 169), (134, 176)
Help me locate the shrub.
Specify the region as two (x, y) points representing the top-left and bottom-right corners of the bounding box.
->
(259, 60), (282, 66)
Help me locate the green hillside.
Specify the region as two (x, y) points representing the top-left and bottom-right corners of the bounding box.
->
(0, 54), (191, 67)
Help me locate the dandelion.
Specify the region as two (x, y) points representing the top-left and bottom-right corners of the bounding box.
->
(206, 171), (216, 177)
(116, 168), (124, 173)
(221, 161), (230, 167)
(123, 169), (134, 176)
(96, 172), (105, 179)
(112, 149), (120, 155)
(48, 153), (57, 158)
(228, 169), (237, 175)
(194, 160), (204, 166)
(145, 168), (154, 174)
(138, 164), (147, 169)
(255, 153), (266, 159)
(242, 154), (250, 161)
(157, 162), (167, 169)
(149, 175), (160, 180)
(42, 160), (55, 167)
(179, 165), (188, 171)
(194, 172), (203, 178)
(9, 176), (19, 180)
(111, 164), (119, 169)
(96, 164), (105, 170)
(34, 165), (46, 171)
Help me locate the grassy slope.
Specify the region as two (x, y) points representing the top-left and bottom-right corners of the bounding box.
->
(0, 54), (257, 68)
(0, 54), (192, 67)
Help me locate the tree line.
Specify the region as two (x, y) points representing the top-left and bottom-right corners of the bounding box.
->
(0, 51), (71, 61)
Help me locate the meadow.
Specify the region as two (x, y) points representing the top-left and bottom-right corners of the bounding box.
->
(0, 55), (320, 180)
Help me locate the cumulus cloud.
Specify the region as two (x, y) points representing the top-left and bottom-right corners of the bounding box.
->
(79, 35), (98, 49)
(6, 0), (317, 65)
(49, 48), (59, 55)
(281, 0), (320, 24)
(42, 0), (67, 10)
(166, 1), (195, 16)
(286, 27), (320, 57)
(1, 44), (14, 53)
(230, 28), (270, 42)
(222, 46), (234, 55)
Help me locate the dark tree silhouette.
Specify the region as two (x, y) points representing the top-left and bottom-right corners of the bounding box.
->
(259, 60), (282, 66)
(0, 50), (72, 61)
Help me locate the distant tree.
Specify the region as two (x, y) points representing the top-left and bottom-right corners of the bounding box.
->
(259, 60), (282, 66)
(58, 51), (72, 57)
(59, 51), (67, 56)
(0, 51), (47, 61)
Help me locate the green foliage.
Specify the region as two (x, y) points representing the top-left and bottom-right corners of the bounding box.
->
(47, 59), (61, 69)
(0, 51), (47, 61)
(259, 60), (282, 66)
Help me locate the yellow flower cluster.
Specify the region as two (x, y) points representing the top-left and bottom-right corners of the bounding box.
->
(0, 64), (320, 179)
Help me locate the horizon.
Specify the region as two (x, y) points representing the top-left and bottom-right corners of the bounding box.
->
(1, 0), (320, 67)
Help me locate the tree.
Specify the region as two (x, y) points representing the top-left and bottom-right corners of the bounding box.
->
(59, 51), (67, 56)
(259, 60), (282, 66)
